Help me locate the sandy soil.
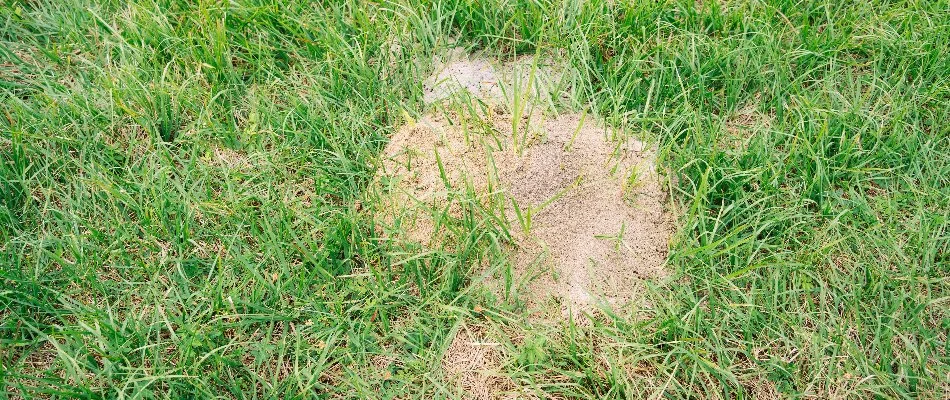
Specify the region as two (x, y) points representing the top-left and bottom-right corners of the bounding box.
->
(423, 48), (503, 103)
(377, 110), (671, 318)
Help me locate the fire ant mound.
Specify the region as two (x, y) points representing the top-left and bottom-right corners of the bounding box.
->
(375, 51), (672, 319)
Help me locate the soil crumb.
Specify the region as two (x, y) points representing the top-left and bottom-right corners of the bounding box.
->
(500, 113), (671, 319)
(441, 325), (514, 400)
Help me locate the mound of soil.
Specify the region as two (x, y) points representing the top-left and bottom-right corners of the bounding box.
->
(423, 49), (502, 103)
(373, 49), (674, 399)
(377, 109), (671, 318)
(376, 51), (672, 318)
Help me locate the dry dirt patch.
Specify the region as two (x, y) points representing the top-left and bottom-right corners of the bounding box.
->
(423, 48), (566, 107)
(424, 48), (503, 104)
(376, 110), (671, 318)
(499, 113), (671, 319)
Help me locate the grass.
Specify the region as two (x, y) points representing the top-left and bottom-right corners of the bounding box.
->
(1, 0), (948, 398)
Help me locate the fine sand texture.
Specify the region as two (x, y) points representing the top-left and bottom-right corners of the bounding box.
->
(423, 47), (567, 107)
(423, 48), (503, 103)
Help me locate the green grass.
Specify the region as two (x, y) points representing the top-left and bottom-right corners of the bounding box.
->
(1, 0), (948, 398)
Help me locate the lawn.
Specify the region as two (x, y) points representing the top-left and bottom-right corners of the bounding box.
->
(1, 0), (948, 398)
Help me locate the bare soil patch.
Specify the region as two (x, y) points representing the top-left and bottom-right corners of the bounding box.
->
(499, 113), (671, 319)
(423, 48), (567, 107)
(424, 48), (503, 104)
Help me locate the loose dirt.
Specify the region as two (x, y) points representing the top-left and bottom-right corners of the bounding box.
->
(499, 113), (671, 319)
(423, 48), (567, 107)
(423, 48), (503, 104)
(377, 110), (671, 319)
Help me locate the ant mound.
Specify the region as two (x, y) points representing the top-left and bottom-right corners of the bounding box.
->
(423, 48), (503, 104)
(375, 107), (671, 319)
(422, 47), (566, 106)
(375, 50), (670, 319)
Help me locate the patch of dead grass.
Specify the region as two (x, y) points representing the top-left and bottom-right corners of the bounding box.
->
(722, 94), (774, 151)
(441, 324), (516, 400)
(208, 146), (256, 171)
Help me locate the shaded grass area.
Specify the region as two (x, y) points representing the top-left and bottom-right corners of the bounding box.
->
(1, 0), (948, 398)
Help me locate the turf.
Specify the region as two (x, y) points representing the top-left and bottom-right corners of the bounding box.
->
(1, 0), (948, 398)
